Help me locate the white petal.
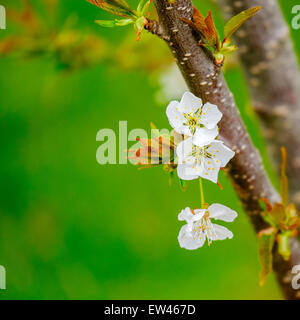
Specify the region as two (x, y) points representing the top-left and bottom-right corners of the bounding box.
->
(178, 207), (205, 224)
(199, 103), (222, 129)
(192, 126), (219, 147)
(193, 209), (206, 217)
(166, 100), (185, 131)
(176, 138), (193, 165)
(207, 141), (235, 167)
(178, 207), (194, 222)
(177, 164), (199, 180)
(179, 91), (202, 113)
(180, 125), (193, 136)
(211, 224), (233, 240)
(208, 204), (238, 222)
(199, 157), (221, 183)
(178, 224), (206, 250)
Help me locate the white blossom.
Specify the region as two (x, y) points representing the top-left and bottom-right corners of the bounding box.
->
(166, 91), (222, 147)
(178, 204), (238, 250)
(176, 137), (235, 183)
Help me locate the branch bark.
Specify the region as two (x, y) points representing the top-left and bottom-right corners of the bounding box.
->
(145, 19), (169, 40)
(152, 0), (300, 299)
(216, 0), (300, 207)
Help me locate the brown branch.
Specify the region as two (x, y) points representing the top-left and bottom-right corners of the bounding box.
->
(216, 0), (300, 208)
(153, 0), (300, 300)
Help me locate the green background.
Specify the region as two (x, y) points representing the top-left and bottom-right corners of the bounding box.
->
(0, 0), (298, 299)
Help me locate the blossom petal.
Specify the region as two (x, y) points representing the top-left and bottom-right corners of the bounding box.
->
(176, 138), (193, 165)
(178, 224), (206, 250)
(198, 157), (221, 183)
(177, 164), (199, 180)
(178, 207), (193, 223)
(192, 126), (219, 147)
(178, 207), (205, 224)
(207, 141), (235, 167)
(211, 224), (233, 240)
(199, 103), (222, 129)
(208, 204), (238, 222)
(166, 100), (186, 132)
(179, 91), (202, 113)
(180, 126), (193, 136)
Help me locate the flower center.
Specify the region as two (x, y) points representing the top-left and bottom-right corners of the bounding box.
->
(193, 217), (218, 245)
(183, 108), (203, 134)
(186, 145), (212, 166)
(188, 117), (197, 127)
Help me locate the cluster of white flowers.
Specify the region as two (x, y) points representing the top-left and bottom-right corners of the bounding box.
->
(166, 91), (238, 250)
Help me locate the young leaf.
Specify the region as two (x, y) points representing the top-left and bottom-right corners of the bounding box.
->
(224, 6), (261, 40)
(87, 0), (136, 18)
(180, 7), (205, 34)
(115, 19), (133, 26)
(150, 122), (157, 130)
(137, 0), (150, 15)
(169, 170), (174, 186)
(268, 203), (286, 227)
(192, 6), (207, 35)
(179, 179), (187, 192)
(277, 233), (291, 261)
(258, 227), (276, 286)
(204, 11), (219, 49)
(280, 147), (288, 208)
(95, 20), (118, 27)
(260, 197), (272, 212)
(95, 19), (132, 27)
(285, 204), (299, 230)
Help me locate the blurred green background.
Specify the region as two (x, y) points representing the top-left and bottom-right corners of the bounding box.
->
(0, 0), (299, 300)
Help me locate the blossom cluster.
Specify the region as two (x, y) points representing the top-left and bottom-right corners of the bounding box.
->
(166, 92), (237, 250)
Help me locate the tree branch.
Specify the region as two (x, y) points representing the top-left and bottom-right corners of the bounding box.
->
(216, 0), (300, 207)
(153, 0), (300, 299)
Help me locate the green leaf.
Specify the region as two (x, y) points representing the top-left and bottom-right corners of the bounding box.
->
(150, 122), (158, 130)
(224, 6), (261, 40)
(204, 11), (219, 49)
(285, 204), (299, 229)
(179, 179), (187, 192)
(278, 233), (291, 261)
(258, 227), (276, 286)
(95, 20), (118, 27)
(268, 203), (285, 227)
(95, 18), (132, 27)
(141, 0), (151, 15)
(135, 16), (147, 32)
(134, 16), (147, 40)
(87, 0), (136, 18)
(137, 0), (149, 15)
(169, 171), (174, 186)
(115, 18), (133, 26)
